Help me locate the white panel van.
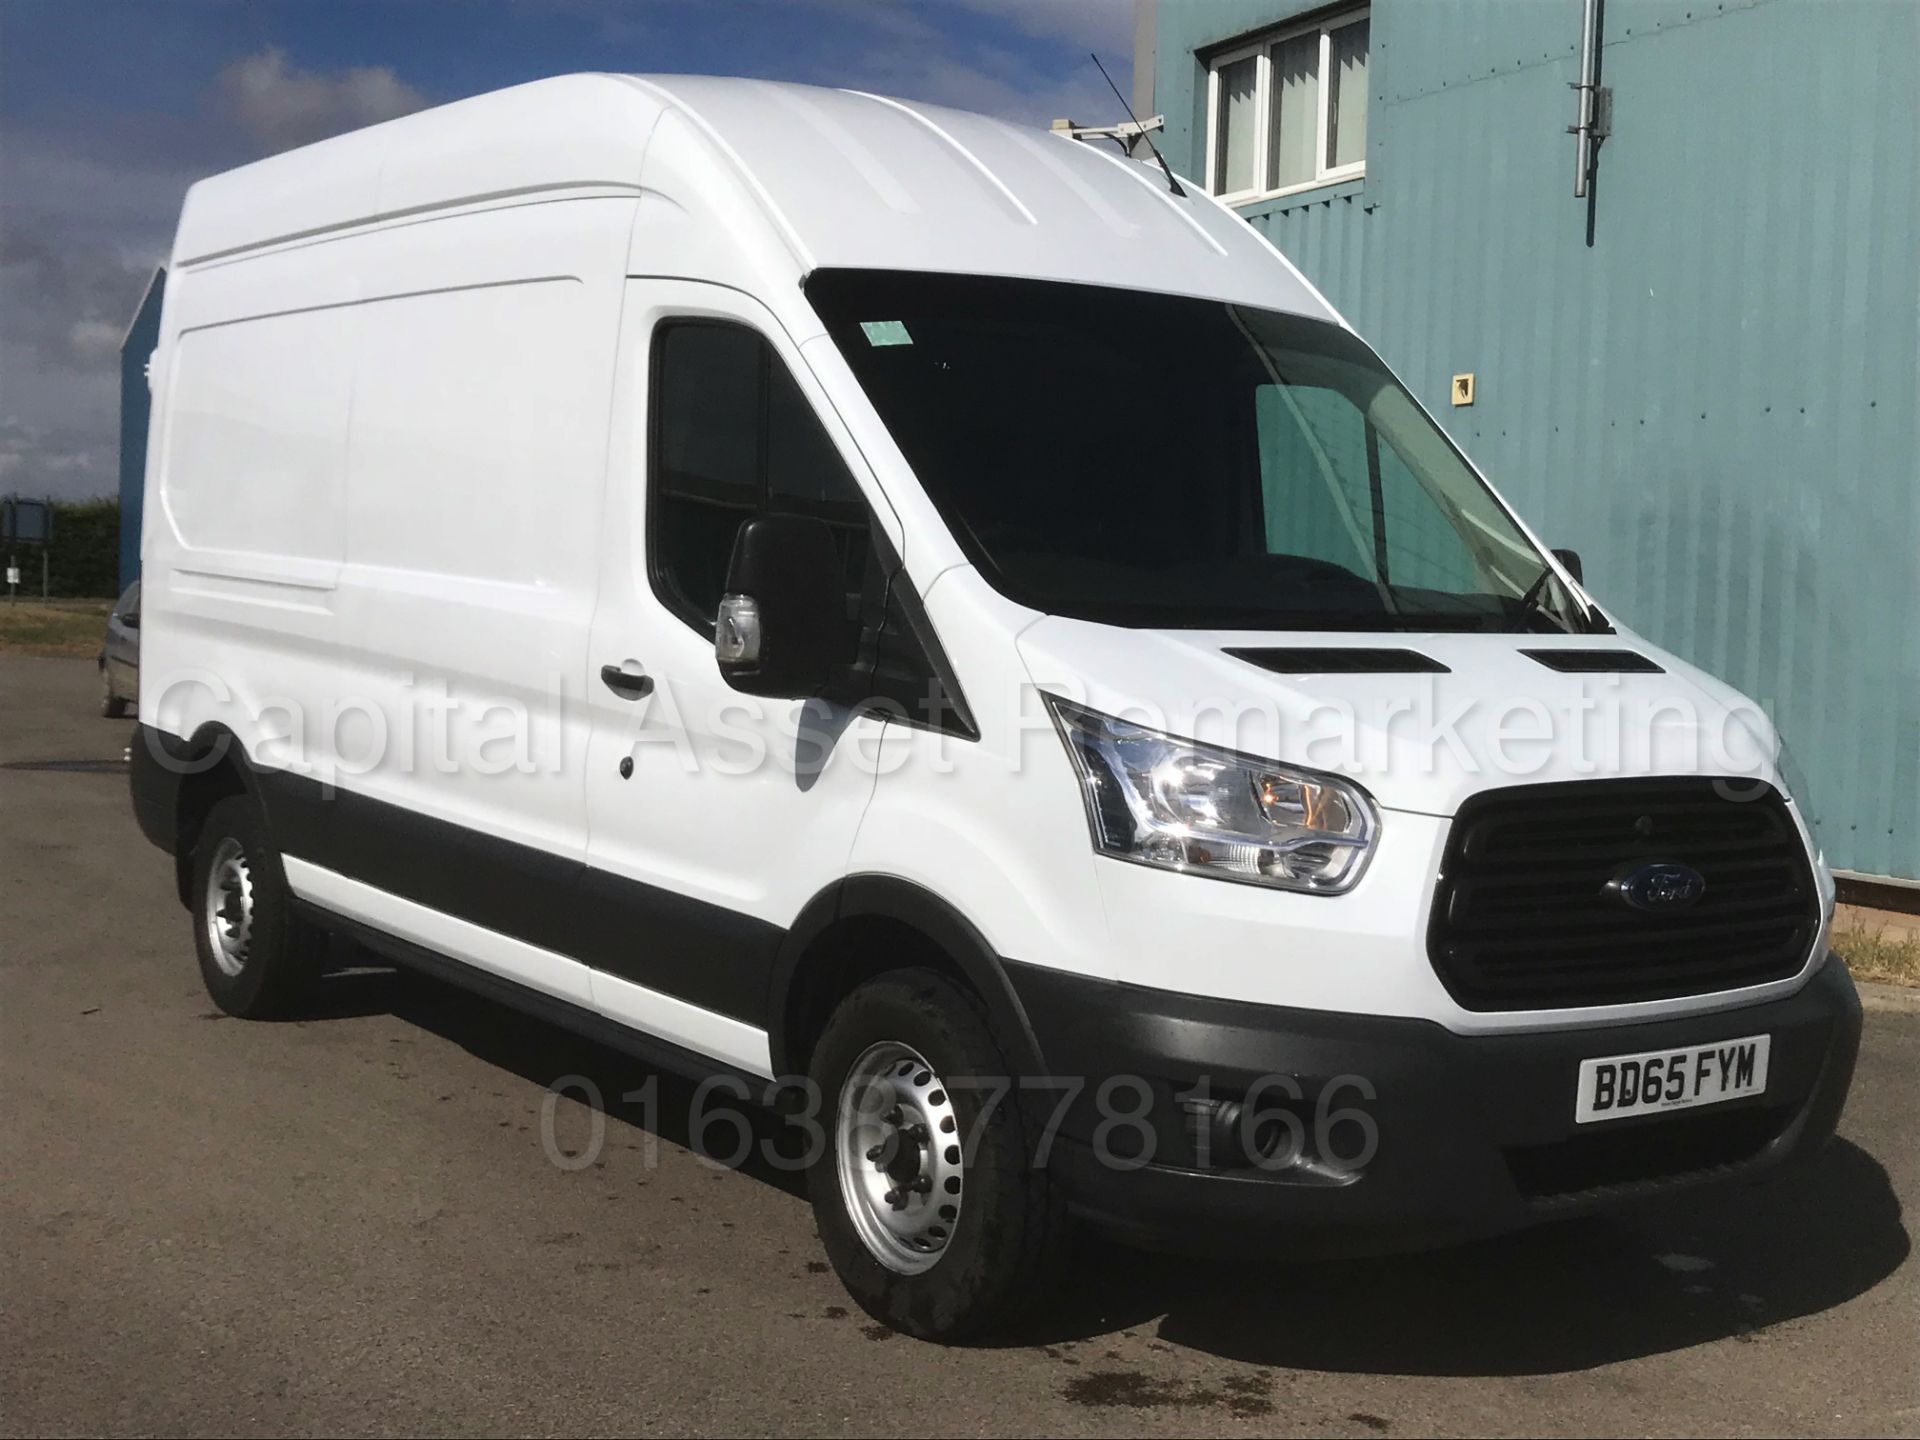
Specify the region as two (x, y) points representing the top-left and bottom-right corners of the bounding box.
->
(131, 75), (1860, 1340)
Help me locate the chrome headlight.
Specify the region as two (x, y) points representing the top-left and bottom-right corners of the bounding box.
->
(1045, 696), (1379, 893)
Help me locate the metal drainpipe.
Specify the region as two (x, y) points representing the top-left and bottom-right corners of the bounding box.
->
(1572, 0), (1600, 197)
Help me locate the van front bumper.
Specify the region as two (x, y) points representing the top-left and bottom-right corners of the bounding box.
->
(1004, 957), (1860, 1257)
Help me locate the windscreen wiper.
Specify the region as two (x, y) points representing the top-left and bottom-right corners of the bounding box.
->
(1506, 564), (1556, 633)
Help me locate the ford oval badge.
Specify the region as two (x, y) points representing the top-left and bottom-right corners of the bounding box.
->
(1615, 862), (1707, 912)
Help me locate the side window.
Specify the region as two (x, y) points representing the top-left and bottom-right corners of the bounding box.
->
(651, 324), (765, 630)
(648, 316), (971, 735)
(765, 359), (871, 616)
(650, 320), (866, 633)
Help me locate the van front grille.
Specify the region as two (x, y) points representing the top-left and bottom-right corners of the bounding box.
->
(1428, 778), (1818, 1011)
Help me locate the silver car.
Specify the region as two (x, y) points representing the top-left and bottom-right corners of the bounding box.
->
(98, 581), (139, 718)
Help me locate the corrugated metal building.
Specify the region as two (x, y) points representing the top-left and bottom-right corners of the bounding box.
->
(1142, 0), (1918, 884)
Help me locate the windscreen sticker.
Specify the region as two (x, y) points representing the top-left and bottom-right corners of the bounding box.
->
(860, 320), (913, 347)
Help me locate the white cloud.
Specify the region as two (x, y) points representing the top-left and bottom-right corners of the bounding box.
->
(0, 414), (110, 489)
(214, 47), (427, 155)
(67, 320), (124, 362)
(785, 0), (1134, 131)
(949, 0), (1135, 56)
(0, 49), (427, 500)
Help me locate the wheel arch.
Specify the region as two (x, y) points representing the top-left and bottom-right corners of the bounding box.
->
(132, 721), (275, 908)
(767, 874), (1048, 1083)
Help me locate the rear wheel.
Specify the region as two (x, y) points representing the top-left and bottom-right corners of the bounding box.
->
(190, 794), (322, 1017)
(806, 968), (1068, 1340)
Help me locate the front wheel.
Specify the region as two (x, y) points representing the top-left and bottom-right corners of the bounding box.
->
(805, 968), (1068, 1340)
(190, 794), (323, 1018)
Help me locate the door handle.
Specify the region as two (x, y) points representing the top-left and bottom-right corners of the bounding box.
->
(600, 664), (654, 699)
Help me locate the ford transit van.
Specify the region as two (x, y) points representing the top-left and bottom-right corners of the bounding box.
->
(129, 75), (1861, 1340)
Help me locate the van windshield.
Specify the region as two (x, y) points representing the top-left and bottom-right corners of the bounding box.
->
(808, 269), (1595, 633)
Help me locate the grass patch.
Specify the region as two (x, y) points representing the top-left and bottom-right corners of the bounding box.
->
(0, 599), (112, 658)
(1836, 927), (1920, 988)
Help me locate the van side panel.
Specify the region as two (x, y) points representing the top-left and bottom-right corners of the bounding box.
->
(307, 199), (634, 1004)
(325, 200), (633, 872)
(162, 307), (354, 575)
(143, 238), (365, 749)
(145, 197), (638, 1006)
(346, 278), (604, 582)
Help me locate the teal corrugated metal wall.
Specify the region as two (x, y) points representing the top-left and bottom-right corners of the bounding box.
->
(1155, 0), (1920, 880)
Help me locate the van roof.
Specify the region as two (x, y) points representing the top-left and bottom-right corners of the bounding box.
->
(172, 73), (1334, 320)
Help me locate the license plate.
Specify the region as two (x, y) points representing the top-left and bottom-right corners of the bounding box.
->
(1574, 1034), (1770, 1124)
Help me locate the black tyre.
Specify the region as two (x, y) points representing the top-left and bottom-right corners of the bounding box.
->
(99, 666), (127, 719)
(190, 794), (323, 1018)
(806, 967), (1069, 1340)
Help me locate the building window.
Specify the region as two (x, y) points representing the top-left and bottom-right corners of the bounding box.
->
(1206, 8), (1368, 204)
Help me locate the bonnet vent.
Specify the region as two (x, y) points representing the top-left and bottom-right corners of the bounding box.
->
(1226, 647), (1450, 675)
(1521, 649), (1665, 674)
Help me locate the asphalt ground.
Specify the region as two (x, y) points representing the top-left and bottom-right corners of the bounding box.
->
(3, 654), (1915, 1437)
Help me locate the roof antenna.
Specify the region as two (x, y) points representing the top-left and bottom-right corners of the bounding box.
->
(1089, 51), (1185, 198)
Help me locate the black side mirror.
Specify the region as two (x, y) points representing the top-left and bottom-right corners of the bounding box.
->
(1551, 548), (1584, 586)
(123, 611), (140, 630)
(714, 514), (846, 699)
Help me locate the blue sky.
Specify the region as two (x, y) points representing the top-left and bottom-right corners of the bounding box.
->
(0, 0), (1138, 499)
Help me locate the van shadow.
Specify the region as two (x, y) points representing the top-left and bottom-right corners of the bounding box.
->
(309, 957), (810, 1198)
(1005, 1143), (1908, 1375)
(307, 960), (1907, 1375)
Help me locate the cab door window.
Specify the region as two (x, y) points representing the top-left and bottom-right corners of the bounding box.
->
(649, 319), (867, 634)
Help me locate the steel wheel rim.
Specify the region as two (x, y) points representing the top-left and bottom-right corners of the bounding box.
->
(202, 836), (255, 978)
(834, 1041), (963, 1275)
